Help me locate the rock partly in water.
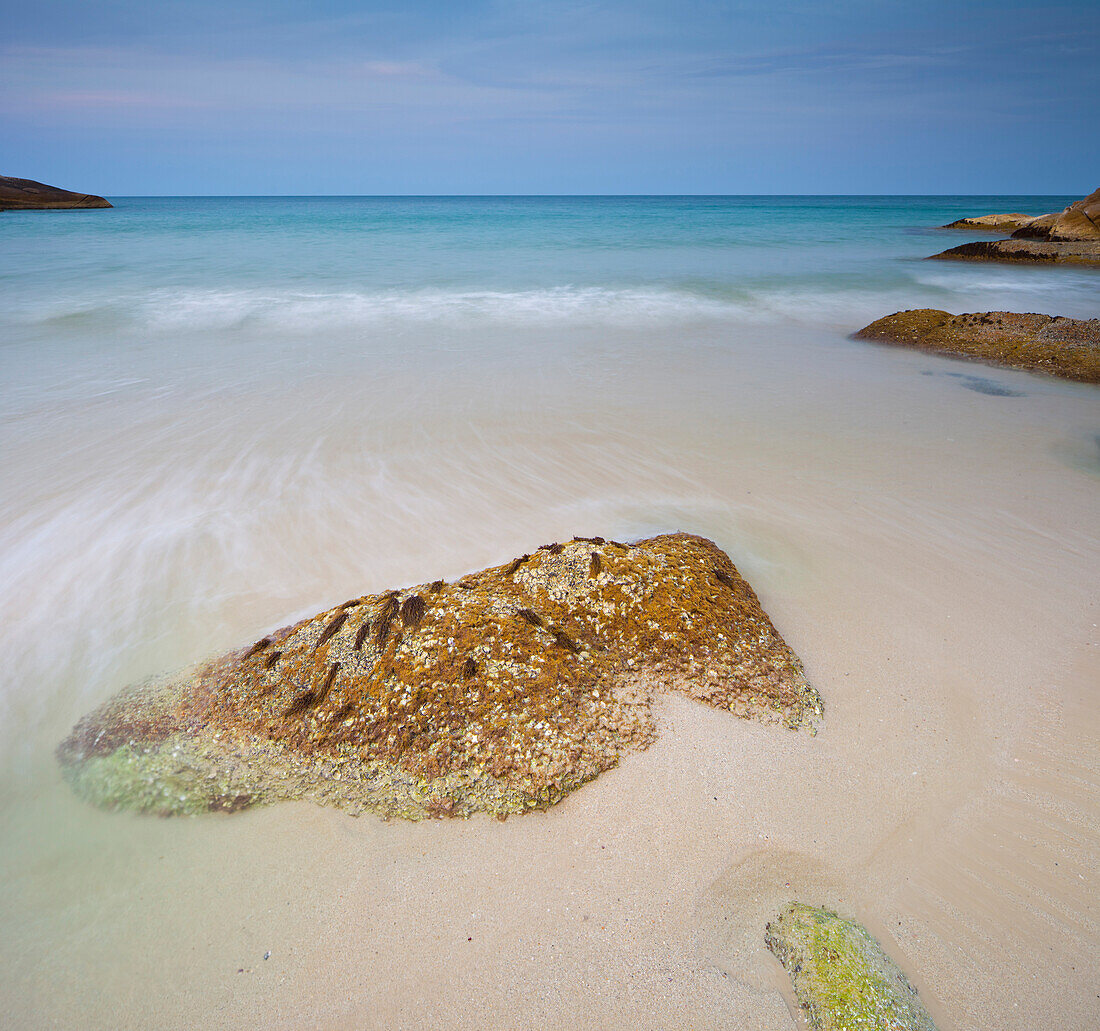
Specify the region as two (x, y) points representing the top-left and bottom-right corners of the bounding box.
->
(1012, 187), (1100, 242)
(765, 903), (939, 1031)
(929, 237), (1100, 266)
(0, 175), (111, 210)
(929, 188), (1100, 265)
(939, 212), (1036, 233)
(58, 533), (822, 819)
(853, 309), (1100, 384)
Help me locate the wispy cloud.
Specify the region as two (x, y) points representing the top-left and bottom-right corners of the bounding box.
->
(36, 88), (211, 110)
(1, 2), (1096, 193)
(1, 45), (494, 123)
(356, 60), (435, 78)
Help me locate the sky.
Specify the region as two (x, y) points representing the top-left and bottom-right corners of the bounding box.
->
(1, 1), (1097, 195)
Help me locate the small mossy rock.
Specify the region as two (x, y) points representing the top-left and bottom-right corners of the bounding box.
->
(853, 309), (1100, 384)
(58, 533), (821, 820)
(765, 903), (938, 1031)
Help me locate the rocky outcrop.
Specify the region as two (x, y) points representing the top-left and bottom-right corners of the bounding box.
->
(765, 903), (939, 1031)
(0, 175), (111, 210)
(853, 310), (1100, 383)
(930, 238), (1100, 266)
(929, 189), (1100, 265)
(1012, 187), (1100, 242)
(57, 533), (822, 819)
(939, 212), (1036, 233)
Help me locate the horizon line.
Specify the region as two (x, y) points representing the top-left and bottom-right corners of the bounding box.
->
(83, 191), (1083, 199)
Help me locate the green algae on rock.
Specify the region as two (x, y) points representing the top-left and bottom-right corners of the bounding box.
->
(765, 903), (938, 1031)
(58, 533), (821, 820)
(853, 309), (1100, 384)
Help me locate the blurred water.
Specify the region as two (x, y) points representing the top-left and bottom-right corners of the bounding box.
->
(1, 195), (1099, 1030)
(2, 194), (1096, 775)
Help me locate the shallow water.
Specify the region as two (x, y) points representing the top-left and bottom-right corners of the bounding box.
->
(1, 196), (1097, 1029)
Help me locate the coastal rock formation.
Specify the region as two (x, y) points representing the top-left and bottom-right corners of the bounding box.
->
(854, 309), (1100, 383)
(765, 903), (939, 1031)
(0, 175), (111, 210)
(1013, 187), (1100, 242)
(58, 533), (822, 819)
(939, 212), (1036, 233)
(930, 238), (1100, 266)
(929, 188), (1100, 265)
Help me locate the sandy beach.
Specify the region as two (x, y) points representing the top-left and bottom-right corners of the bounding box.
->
(4, 0), (1099, 1017)
(2, 283), (1096, 1028)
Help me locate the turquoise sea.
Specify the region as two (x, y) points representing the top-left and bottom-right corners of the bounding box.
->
(4, 195), (1096, 414)
(1, 196), (1098, 1030)
(2, 194), (1095, 758)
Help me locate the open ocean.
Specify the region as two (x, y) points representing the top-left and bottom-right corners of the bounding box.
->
(2, 196), (1098, 1030)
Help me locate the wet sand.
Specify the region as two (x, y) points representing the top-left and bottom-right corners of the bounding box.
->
(1, 322), (1097, 1030)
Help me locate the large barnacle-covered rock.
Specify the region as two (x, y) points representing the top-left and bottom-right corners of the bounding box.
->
(58, 533), (821, 819)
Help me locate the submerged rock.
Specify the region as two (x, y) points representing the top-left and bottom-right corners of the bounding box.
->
(853, 309), (1100, 384)
(765, 903), (938, 1031)
(0, 175), (111, 210)
(929, 188), (1100, 265)
(58, 533), (821, 819)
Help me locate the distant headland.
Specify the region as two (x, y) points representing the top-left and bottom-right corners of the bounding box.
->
(0, 175), (111, 211)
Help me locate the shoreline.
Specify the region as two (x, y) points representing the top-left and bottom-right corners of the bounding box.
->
(1, 196), (1098, 1029)
(4, 346), (1098, 1028)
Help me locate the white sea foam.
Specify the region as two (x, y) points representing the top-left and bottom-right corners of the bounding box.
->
(3, 195), (1096, 765)
(8, 284), (922, 339)
(22, 285), (757, 334)
(17, 268), (1097, 343)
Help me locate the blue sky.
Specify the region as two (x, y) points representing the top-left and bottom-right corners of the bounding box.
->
(2, 1), (1097, 194)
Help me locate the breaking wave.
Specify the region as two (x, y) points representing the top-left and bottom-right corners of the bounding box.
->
(24, 285), (759, 334)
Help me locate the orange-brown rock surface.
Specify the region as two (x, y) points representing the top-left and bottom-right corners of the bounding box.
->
(853, 309), (1100, 383)
(929, 189), (1100, 265)
(1012, 188), (1100, 242)
(929, 238), (1100, 266)
(58, 533), (821, 819)
(939, 213), (1036, 233)
(0, 175), (111, 210)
